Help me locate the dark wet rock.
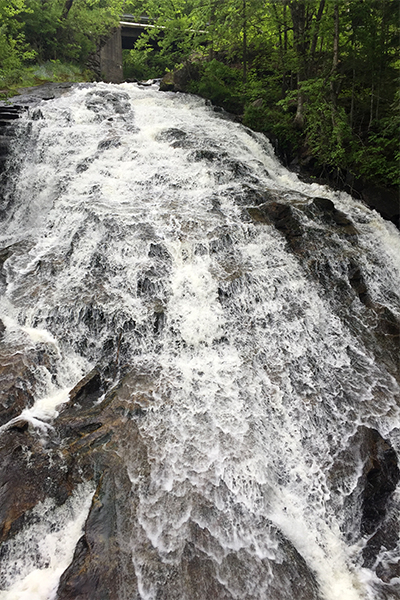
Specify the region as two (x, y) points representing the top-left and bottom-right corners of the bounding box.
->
(97, 136), (121, 151)
(0, 242), (31, 276)
(226, 159), (252, 179)
(85, 90), (131, 117)
(309, 197), (358, 236)
(156, 128), (192, 149)
(248, 201), (304, 251)
(265, 202), (303, 237)
(376, 556), (400, 584)
(330, 426), (399, 574)
(154, 311), (166, 335)
(190, 148), (220, 162)
(54, 370), (155, 599)
(159, 70), (175, 92)
(56, 467), (138, 600)
(0, 351), (99, 545)
(148, 242), (171, 262)
(0, 105), (23, 175)
(374, 305), (400, 338)
(137, 273), (156, 296)
(157, 509), (324, 600)
(0, 319), (5, 340)
(30, 107), (43, 120)
(0, 365), (152, 554)
(68, 368), (103, 412)
(159, 62), (200, 93)
(4, 83), (75, 107)
(311, 197), (335, 212)
(210, 233), (233, 253)
(348, 261), (370, 305)
(360, 428), (400, 538)
(0, 346), (36, 426)
(180, 542), (234, 600)
(76, 157), (95, 173)
(0, 427), (78, 543)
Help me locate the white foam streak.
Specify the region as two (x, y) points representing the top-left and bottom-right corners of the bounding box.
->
(0, 483), (95, 600)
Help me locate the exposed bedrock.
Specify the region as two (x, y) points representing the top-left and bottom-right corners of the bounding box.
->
(329, 426), (400, 599)
(0, 363), (324, 600)
(1, 355), (399, 598)
(244, 191), (400, 380)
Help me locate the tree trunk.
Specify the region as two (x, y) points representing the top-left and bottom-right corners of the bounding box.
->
(289, 0), (307, 129)
(330, 1), (339, 110)
(330, 1), (341, 144)
(309, 0), (326, 74)
(61, 0), (74, 20)
(243, 0), (247, 84)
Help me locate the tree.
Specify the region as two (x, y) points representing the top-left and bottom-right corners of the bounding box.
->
(20, 0), (124, 63)
(0, 0), (35, 74)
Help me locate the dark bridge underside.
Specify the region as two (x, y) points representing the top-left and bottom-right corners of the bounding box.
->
(100, 24), (162, 83)
(121, 26), (143, 50)
(121, 24), (161, 50)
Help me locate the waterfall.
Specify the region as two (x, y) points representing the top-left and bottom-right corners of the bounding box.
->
(0, 82), (399, 600)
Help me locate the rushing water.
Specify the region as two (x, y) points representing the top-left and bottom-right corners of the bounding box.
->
(0, 83), (399, 600)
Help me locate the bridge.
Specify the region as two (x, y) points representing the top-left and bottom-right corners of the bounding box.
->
(100, 16), (161, 83)
(99, 15), (204, 83)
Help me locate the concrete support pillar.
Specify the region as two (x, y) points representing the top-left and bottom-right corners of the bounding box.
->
(100, 27), (123, 83)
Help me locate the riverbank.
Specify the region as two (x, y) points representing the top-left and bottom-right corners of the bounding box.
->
(2, 75), (398, 229)
(159, 63), (399, 229)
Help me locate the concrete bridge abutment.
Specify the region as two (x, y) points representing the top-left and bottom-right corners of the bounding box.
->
(100, 27), (123, 83)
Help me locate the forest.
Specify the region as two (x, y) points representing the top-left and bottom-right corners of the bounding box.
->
(0, 0), (399, 190)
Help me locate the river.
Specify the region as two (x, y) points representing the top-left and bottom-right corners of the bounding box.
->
(0, 82), (399, 600)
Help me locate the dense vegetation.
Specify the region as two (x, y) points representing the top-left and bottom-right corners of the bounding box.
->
(124, 0), (399, 187)
(0, 0), (398, 188)
(0, 0), (123, 89)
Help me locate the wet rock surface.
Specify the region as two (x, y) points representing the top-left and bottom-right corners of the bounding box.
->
(1, 354), (398, 599)
(245, 191), (400, 381)
(0, 345), (37, 427)
(56, 466), (139, 600)
(329, 425), (400, 594)
(0, 83), (399, 600)
(0, 105), (24, 176)
(0, 362), (326, 600)
(159, 62), (200, 93)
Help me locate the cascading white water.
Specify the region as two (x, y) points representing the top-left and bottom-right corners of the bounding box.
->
(0, 82), (399, 600)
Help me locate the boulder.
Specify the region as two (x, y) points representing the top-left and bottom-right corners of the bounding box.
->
(310, 197), (358, 236)
(159, 62), (200, 93)
(247, 201), (304, 252)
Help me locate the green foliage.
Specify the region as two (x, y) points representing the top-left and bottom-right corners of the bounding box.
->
(123, 47), (170, 80)
(189, 60), (244, 114)
(21, 0), (124, 64)
(243, 103), (302, 157)
(0, 60), (92, 96)
(0, 0), (398, 187)
(0, 0), (122, 93)
(0, 0), (34, 77)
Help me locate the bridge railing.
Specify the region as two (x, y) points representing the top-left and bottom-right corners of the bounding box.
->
(121, 14), (152, 24)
